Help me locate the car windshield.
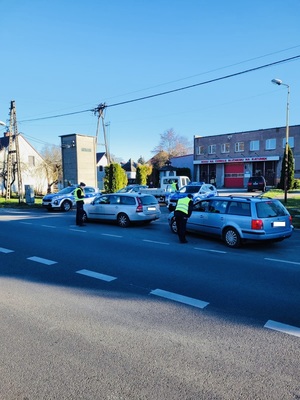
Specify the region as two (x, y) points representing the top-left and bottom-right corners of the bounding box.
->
(57, 187), (75, 195)
(256, 200), (287, 218)
(180, 186), (201, 194)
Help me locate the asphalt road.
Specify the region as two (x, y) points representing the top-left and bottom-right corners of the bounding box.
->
(0, 206), (300, 399)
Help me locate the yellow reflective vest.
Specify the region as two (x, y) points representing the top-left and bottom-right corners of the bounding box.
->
(74, 187), (84, 202)
(175, 196), (191, 214)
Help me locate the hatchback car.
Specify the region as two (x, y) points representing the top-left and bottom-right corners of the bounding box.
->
(42, 186), (98, 212)
(168, 196), (293, 248)
(247, 176), (266, 192)
(167, 182), (218, 211)
(83, 193), (161, 227)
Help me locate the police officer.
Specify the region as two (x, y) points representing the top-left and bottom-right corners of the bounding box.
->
(171, 181), (179, 192)
(75, 182), (86, 226)
(174, 194), (193, 243)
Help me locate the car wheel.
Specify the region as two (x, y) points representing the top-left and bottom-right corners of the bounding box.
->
(61, 200), (72, 212)
(170, 217), (177, 234)
(223, 227), (241, 248)
(117, 213), (130, 228)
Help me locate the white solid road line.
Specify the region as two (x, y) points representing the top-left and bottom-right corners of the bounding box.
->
(264, 320), (300, 338)
(27, 256), (57, 265)
(150, 288), (209, 309)
(76, 269), (117, 282)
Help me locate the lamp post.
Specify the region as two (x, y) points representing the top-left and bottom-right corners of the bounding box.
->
(271, 78), (290, 203)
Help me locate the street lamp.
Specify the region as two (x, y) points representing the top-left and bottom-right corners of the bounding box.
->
(271, 78), (290, 203)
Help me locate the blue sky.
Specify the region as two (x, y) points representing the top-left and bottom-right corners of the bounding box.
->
(1, 0), (300, 162)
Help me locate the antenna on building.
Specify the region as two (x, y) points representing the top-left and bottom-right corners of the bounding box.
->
(94, 103), (111, 164)
(6, 101), (23, 202)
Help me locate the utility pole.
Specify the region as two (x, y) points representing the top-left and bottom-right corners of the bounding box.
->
(6, 100), (23, 202)
(94, 103), (111, 164)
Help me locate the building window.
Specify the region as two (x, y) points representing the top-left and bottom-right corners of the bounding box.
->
(208, 144), (216, 154)
(196, 145), (205, 155)
(250, 140), (259, 151)
(99, 166), (103, 172)
(282, 136), (294, 148)
(221, 143), (230, 153)
(28, 155), (35, 167)
(234, 142), (244, 152)
(265, 138), (276, 150)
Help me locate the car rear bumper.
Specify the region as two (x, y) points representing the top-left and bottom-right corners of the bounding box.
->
(241, 228), (293, 240)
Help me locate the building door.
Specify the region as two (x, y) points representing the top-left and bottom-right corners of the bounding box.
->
(224, 163), (244, 188)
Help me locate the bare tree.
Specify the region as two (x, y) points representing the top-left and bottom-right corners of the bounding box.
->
(152, 128), (192, 158)
(39, 144), (62, 193)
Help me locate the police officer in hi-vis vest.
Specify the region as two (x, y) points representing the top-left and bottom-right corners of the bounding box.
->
(75, 182), (86, 226)
(174, 194), (193, 243)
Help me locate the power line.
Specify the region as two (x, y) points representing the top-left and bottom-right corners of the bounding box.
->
(106, 54), (300, 108)
(20, 108), (93, 123)
(19, 54), (300, 123)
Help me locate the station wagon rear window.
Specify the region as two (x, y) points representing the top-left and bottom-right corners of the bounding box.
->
(256, 201), (287, 218)
(140, 196), (158, 205)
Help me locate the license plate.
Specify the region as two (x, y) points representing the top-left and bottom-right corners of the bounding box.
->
(273, 221), (285, 227)
(148, 207), (156, 211)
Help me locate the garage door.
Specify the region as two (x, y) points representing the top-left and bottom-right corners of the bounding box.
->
(224, 163), (244, 188)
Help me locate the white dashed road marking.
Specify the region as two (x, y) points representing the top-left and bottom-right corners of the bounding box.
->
(265, 258), (300, 266)
(194, 247), (227, 254)
(143, 239), (170, 245)
(264, 320), (300, 338)
(27, 256), (57, 265)
(0, 247), (14, 253)
(101, 233), (123, 238)
(76, 269), (117, 282)
(150, 288), (209, 309)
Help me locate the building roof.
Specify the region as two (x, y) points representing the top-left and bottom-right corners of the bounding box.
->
(96, 152), (106, 163)
(122, 158), (137, 172)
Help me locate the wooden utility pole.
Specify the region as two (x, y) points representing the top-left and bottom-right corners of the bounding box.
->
(6, 101), (23, 201)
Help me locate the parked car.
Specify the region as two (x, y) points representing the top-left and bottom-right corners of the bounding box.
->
(42, 186), (98, 212)
(247, 176), (266, 192)
(167, 182), (218, 211)
(168, 195), (293, 248)
(83, 193), (161, 227)
(117, 185), (148, 193)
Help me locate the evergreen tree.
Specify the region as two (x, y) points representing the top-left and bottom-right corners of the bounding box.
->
(104, 163), (127, 193)
(278, 144), (294, 190)
(136, 164), (152, 185)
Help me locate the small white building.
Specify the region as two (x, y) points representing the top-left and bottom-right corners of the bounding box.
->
(96, 152), (108, 190)
(0, 133), (48, 195)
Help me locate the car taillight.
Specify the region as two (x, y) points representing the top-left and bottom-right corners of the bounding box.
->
(136, 197), (143, 213)
(251, 219), (263, 230)
(289, 215), (292, 224)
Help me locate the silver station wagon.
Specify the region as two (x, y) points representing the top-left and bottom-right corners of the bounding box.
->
(168, 196), (293, 248)
(83, 193), (161, 227)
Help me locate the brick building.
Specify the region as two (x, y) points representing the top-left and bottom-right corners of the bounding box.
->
(193, 125), (300, 188)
